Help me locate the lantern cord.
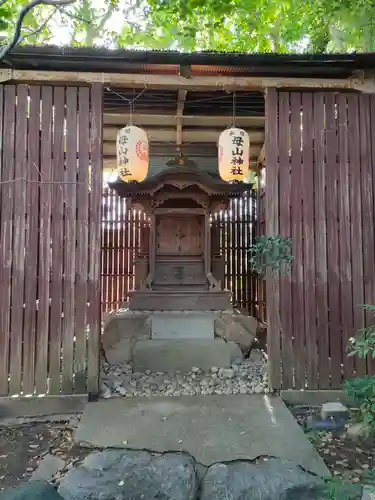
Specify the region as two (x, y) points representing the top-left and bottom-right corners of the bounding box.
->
(106, 87), (147, 125)
(232, 91), (236, 127)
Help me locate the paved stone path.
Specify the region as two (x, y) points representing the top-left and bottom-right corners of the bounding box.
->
(74, 394), (329, 477)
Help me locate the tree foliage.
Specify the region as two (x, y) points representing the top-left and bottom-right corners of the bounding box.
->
(0, 0), (374, 54)
(141, 0), (375, 52)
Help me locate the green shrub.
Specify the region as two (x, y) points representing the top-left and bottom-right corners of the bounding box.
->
(248, 235), (293, 277)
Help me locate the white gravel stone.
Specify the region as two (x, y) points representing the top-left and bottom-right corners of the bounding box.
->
(100, 350), (267, 399)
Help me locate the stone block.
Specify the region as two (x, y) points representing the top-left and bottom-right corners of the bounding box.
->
(1, 481), (63, 500)
(101, 311), (150, 364)
(200, 458), (325, 500)
(320, 401), (349, 421)
(31, 454), (66, 482)
(150, 311), (217, 340)
(215, 312), (257, 354)
(133, 339), (243, 373)
(58, 450), (197, 500)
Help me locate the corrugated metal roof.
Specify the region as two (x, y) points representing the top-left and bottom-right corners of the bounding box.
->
(2, 45), (374, 79)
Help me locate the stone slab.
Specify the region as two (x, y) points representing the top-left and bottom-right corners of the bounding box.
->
(30, 454), (66, 482)
(133, 339), (243, 372)
(129, 290), (231, 311)
(150, 312), (217, 340)
(74, 395), (329, 478)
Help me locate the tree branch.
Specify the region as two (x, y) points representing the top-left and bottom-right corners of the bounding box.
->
(0, 0), (77, 62)
(18, 7), (58, 44)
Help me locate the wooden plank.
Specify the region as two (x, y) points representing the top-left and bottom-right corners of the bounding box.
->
(0, 395), (87, 419)
(124, 204), (131, 300)
(359, 94), (375, 376)
(290, 92), (305, 389)
(0, 85), (15, 396)
(370, 95), (375, 375)
(75, 86), (90, 393)
(9, 69), (370, 92)
(278, 92), (293, 389)
(240, 197), (247, 311)
(0, 84), (6, 394)
(235, 200), (240, 308)
(104, 127), (264, 144)
(301, 92), (318, 389)
(129, 208), (136, 292)
(281, 390), (351, 406)
(22, 86), (41, 395)
(61, 87), (78, 394)
(325, 93), (342, 389)
(87, 83), (103, 394)
(347, 94), (366, 377)
(49, 86), (65, 395)
(35, 86), (53, 394)
(265, 88), (281, 390)
(337, 94), (355, 380)
(104, 112), (266, 128)
(313, 93), (330, 389)
(9, 85), (28, 395)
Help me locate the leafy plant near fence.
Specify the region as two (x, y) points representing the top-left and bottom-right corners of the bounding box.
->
(248, 235), (294, 277)
(345, 304), (375, 433)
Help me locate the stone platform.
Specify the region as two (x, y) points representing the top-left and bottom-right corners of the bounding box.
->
(129, 290), (231, 311)
(150, 311), (217, 340)
(133, 339), (243, 373)
(102, 308), (259, 370)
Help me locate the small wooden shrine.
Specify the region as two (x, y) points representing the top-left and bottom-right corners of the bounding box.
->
(108, 157), (251, 311)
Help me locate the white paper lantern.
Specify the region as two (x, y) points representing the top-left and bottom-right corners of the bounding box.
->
(116, 125), (149, 182)
(218, 127), (250, 182)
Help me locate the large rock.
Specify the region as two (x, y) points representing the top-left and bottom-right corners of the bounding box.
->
(58, 450), (198, 500)
(102, 310), (150, 364)
(0, 481), (63, 500)
(215, 312), (258, 354)
(200, 458), (325, 500)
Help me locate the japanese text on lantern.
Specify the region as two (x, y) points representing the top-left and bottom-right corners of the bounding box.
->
(118, 127), (131, 177)
(230, 130), (244, 176)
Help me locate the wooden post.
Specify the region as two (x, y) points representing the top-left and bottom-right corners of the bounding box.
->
(149, 212), (156, 280)
(205, 211), (211, 276)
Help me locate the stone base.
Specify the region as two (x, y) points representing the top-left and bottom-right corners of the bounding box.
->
(150, 311), (217, 340)
(102, 310), (150, 364)
(129, 290), (231, 311)
(133, 339), (243, 373)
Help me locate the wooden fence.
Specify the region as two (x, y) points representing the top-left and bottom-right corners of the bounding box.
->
(266, 89), (375, 391)
(101, 188), (263, 317)
(0, 83), (103, 397)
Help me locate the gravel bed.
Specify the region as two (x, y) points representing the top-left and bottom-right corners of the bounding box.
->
(100, 350), (268, 398)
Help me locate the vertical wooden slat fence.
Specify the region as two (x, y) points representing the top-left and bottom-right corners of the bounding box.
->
(101, 189), (262, 318)
(266, 89), (375, 391)
(101, 188), (148, 314)
(0, 83), (103, 397)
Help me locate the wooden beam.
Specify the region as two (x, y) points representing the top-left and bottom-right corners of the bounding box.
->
(4, 69), (375, 93)
(176, 89), (187, 147)
(103, 145), (262, 165)
(257, 144), (265, 169)
(103, 128), (265, 143)
(103, 113), (266, 128)
(104, 142), (262, 158)
(103, 160), (257, 173)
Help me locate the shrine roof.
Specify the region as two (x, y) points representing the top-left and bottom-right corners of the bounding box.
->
(108, 164), (252, 198)
(3, 45), (375, 79)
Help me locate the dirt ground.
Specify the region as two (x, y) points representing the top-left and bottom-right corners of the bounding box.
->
(289, 405), (375, 488)
(0, 417), (90, 492)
